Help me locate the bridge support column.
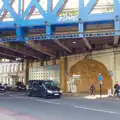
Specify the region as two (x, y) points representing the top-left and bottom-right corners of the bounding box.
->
(16, 27), (25, 37)
(60, 56), (68, 93)
(78, 21), (84, 33)
(78, 0), (84, 33)
(52, 59), (56, 65)
(114, 0), (120, 45)
(46, 25), (53, 35)
(16, 27), (27, 42)
(24, 60), (29, 85)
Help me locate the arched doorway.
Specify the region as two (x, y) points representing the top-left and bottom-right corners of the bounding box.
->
(69, 59), (112, 93)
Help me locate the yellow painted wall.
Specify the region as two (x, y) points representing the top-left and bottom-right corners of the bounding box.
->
(69, 59), (112, 93)
(67, 48), (120, 93)
(28, 48), (120, 93)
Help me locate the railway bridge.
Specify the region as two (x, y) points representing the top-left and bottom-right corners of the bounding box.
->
(0, 0), (119, 93)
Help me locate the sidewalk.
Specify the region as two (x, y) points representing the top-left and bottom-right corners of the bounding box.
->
(63, 93), (120, 101)
(0, 112), (15, 120)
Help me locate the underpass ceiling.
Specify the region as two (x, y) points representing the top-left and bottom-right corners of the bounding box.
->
(88, 36), (114, 44)
(39, 40), (67, 51)
(0, 35), (117, 60)
(0, 42), (47, 60)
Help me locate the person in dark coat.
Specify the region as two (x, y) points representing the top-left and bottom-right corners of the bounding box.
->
(90, 84), (95, 96)
(114, 81), (119, 95)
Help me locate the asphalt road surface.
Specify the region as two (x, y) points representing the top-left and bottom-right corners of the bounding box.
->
(0, 92), (120, 120)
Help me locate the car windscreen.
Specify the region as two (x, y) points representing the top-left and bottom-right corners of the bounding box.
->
(43, 81), (57, 88)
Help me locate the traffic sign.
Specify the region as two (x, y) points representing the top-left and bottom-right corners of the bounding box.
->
(98, 75), (103, 81)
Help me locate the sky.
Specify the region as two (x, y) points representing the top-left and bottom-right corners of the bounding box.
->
(0, 0), (114, 21)
(0, 0), (114, 11)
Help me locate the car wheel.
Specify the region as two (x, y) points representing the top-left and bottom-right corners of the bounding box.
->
(43, 93), (48, 99)
(28, 91), (32, 97)
(56, 96), (61, 99)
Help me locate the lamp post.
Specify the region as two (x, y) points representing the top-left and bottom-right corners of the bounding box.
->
(98, 73), (103, 98)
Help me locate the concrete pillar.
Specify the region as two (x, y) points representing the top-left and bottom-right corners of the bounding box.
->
(40, 60), (44, 66)
(24, 60), (29, 85)
(60, 56), (68, 93)
(113, 48), (120, 89)
(52, 59), (56, 65)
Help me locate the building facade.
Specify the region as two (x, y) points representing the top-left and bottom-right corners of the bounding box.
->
(0, 60), (25, 85)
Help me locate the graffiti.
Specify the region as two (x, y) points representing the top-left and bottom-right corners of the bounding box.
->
(58, 15), (78, 22)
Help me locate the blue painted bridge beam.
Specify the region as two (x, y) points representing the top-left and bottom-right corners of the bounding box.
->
(16, 27), (28, 41)
(0, 0), (120, 42)
(0, 0), (117, 27)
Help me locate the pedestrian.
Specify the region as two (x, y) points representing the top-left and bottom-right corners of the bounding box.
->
(114, 81), (119, 96)
(90, 84), (95, 96)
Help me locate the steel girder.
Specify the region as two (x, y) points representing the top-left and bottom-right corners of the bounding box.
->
(0, 0), (119, 42)
(0, 31), (119, 42)
(0, 42), (44, 59)
(26, 40), (56, 58)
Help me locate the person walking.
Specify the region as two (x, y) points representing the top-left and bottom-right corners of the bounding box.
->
(90, 84), (95, 96)
(114, 81), (119, 96)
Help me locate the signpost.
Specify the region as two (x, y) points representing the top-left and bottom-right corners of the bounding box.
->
(98, 73), (103, 98)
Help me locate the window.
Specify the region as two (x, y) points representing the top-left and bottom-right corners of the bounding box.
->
(32, 82), (38, 88)
(9, 65), (12, 72)
(11, 65), (14, 72)
(2, 66), (4, 73)
(18, 64), (20, 72)
(22, 63), (24, 71)
(6, 66), (8, 73)
(39, 82), (42, 87)
(44, 81), (57, 87)
(0, 66), (2, 73)
(19, 64), (22, 71)
(14, 64), (17, 72)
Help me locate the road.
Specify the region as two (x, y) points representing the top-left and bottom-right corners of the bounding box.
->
(0, 92), (120, 120)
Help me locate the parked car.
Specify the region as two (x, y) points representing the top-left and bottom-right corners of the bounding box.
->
(3, 84), (11, 91)
(11, 82), (26, 92)
(27, 80), (62, 98)
(0, 84), (6, 92)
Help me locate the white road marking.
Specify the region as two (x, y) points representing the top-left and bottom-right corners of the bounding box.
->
(33, 99), (61, 105)
(9, 95), (28, 99)
(0, 98), (16, 100)
(9, 95), (61, 105)
(9, 95), (120, 115)
(0, 93), (5, 95)
(73, 106), (120, 115)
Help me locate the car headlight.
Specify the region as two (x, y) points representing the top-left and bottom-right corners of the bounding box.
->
(47, 90), (53, 93)
(60, 90), (62, 93)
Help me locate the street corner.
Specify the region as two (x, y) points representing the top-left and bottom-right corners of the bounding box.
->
(0, 108), (37, 120)
(0, 112), (15, 120)
(83, 94), (109, 100)
(83, 94), (120, 101)
(62, 93), (120, 101)
(97, 95), (120, 101)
